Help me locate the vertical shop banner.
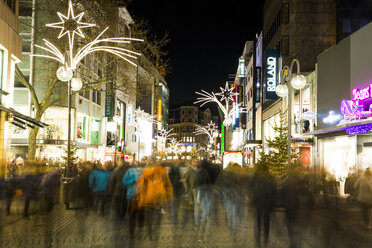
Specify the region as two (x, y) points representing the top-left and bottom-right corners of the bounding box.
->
(221, 124), (225, 155)
(232, 85), (241, 130)
(105, 83), (114, 117)
(238, 86), (243, 104)
(255, 67), (261, 102)
(265, 49), (278, 100)
(157, 99), (162, 121)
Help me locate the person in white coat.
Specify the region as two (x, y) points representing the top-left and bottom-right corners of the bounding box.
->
(355, 168), (372, 229)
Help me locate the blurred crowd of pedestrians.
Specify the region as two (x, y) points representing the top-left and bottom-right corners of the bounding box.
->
(2, 158), (372, 247)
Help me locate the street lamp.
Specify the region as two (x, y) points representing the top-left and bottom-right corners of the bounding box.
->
(275, 59), (306, 167)
(113, 115), (120, 167)
(56, 60), (81, 177)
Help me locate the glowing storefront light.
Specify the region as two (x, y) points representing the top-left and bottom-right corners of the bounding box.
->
(323, 111), (342, 124)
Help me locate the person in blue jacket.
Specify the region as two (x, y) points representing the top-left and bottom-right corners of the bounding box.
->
(89, 161), (113, 215)
(123, 165), (142, 237)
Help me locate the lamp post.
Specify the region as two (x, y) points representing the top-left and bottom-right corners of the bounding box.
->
(113, 115), (120, 167)
(56, 64), (82, 177)
(275, 59), (306, 167)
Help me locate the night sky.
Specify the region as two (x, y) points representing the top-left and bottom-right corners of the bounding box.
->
(127, 1), (264, 107)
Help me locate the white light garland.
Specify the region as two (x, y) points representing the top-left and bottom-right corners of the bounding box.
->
(32, 1), (143, 71)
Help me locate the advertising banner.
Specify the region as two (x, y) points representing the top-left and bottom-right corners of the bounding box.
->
(223, 151), (243, 169)
(105, 83), (114, 117)
(265, 49), (278, 100)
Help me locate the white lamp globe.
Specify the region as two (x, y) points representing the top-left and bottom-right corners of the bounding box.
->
(71, 77), (83, 91)
(56, 66), (73, 82)
(223, 118), (232, 126)
(290, 74), (307, 90)
(276, 84), (288, 97)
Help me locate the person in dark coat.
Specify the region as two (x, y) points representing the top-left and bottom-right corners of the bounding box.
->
(76, 162), (93, 210)
(4, 176), (17, 215)
(168, 163), (184, 224)
(40, 170), (60, 213)
(109, 162), (129, 219)
(195, 160), (212, 240)
(251, 167), (277, 246)
(281, 172), (301, 248)
(21, 167), (42, 217)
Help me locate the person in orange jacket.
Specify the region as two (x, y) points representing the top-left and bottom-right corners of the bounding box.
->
(137, 164), (173, 239)
(138, 164), (173, 209)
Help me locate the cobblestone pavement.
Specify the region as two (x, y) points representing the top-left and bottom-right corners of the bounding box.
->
(0, 199), (372, 248)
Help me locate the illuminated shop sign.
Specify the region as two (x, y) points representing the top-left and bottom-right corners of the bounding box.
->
(256, 67), (261, 102)
(157, 99), (162, 121)
(353, 84), (372, 101)
(239, 57), (245, 78)
(265, 49), (277, 100)
(222, 151), (243, 169)
(340, 83), (372, 123)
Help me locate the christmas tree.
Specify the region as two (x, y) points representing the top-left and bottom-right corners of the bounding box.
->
(61, 143), (79, 165)
(256, 111), (300, 177)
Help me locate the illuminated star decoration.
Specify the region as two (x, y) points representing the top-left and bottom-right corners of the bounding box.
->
(157, 128), (174, 142)
(215, 82), (238, 103)
(32, 0), (143, 71)
(205, 121), (218, 134)
(46, 1), (95, 54)
(194, 122), (218, 144)
(195, 84), (246, 126)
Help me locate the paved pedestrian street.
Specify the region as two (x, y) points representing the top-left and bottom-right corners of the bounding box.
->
(1, 199), (372, 248)
(0, 201), (289, 248)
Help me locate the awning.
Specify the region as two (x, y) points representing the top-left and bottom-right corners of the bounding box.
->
(307, 119), (372, 138)
(243, 140), (262, 148)
(0, 105), (48, 129)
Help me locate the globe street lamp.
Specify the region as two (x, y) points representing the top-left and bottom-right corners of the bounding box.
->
(275, 59), (306, 167)
(56, 61), (81, 177)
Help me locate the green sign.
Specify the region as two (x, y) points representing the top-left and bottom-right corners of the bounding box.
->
(221, 124), (225, 155)
(90, 119), (100, 145)
(105, 83), (114, 117)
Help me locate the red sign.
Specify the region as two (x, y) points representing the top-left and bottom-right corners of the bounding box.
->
(105, 152), (125, 157)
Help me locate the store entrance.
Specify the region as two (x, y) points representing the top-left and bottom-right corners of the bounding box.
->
(322, 136), (356, 196)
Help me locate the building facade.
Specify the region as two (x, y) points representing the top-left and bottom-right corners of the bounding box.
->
(9, 0), (166, 163)
(313, 21), (372, 194)
(168, 105), (218, 158)
(0, 0), (23, 167)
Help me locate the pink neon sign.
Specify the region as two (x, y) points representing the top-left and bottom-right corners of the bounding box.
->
(353, 84), (372, 101)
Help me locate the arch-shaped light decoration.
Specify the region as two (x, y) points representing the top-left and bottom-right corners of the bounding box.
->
(195, 82), (246, 126)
